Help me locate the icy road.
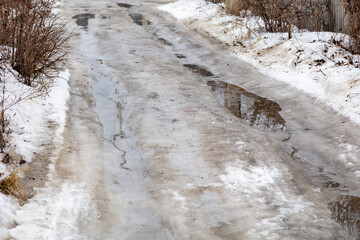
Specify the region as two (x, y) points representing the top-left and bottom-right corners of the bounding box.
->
(9, 0), (360, 239)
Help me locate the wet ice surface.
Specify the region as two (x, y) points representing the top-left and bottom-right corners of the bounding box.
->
(207, 80), (286, 131)
(92, 59), (120, 140)
(72, 17), (175, 239)
(41, 0), (360, 239)
(144, 7), (360, 238)
(73, 13), (95, 30)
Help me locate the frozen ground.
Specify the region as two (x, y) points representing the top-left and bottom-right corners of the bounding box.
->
(1, 0), (360, 239)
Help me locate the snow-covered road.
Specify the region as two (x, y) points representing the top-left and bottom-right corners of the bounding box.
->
(7, 0), (360, 239)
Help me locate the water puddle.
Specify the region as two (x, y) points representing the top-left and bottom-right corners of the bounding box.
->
(73, 13), (95, 30)
(157, 38), (173, 46)
(183, 64), (216, 78)
(117, 3), (133, 8)
(331, 195), (360, 237)
(129, 14), (151, 26)
(207, 80), (286, 131)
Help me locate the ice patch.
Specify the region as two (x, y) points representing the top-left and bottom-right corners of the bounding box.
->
(335, 135), (360, 171)
(10, 182), (97, 240)
(161, 189), (188, 213)
(221, 164), (280, 196)
(220, 163), (315, 237)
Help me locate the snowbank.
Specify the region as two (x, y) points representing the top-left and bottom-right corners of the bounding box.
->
(0, 193), (17, 239)
(6, 70), (70, 163)
(159, 0), (360, 125)
(0, 68), (70, 237)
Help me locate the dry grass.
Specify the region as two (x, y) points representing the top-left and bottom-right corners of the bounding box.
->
(0, 170), (26, 201)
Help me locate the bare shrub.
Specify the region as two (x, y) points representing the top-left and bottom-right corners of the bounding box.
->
(220, 0), (328, 38)
(0, 63), (7, 152)
(0, 0), (70, 151)
(343, 0), (360, 53)
(0, 0), (70, 87)
(248, 0), (290, 32)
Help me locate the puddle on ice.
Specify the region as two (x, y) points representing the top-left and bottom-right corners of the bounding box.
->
(207, 80), (286, 131)
(182, 64), (285, 131)
(129, 14), (151, 26)
(157, 38), (173, 46)
(73, 13), (95, 30)
(183, 64), (216, 77)
(117, 3), (133, 8)
(331, 195), (360, 238)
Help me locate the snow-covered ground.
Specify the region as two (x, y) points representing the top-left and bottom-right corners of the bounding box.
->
(0, 0), (70, 236)
(159, 0), (360, 125)
(0, 67), (70, 237)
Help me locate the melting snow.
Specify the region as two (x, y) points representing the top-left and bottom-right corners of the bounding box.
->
(160, 0), (360, 126)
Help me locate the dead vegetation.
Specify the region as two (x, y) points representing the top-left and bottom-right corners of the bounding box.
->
(212, 0), (360, 53)
(343, 0), (360, 53)
(219, 0), (328, 39)
(0, 170), (26, 201)
(0, 0), (70, 86)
